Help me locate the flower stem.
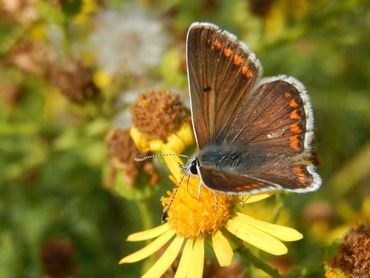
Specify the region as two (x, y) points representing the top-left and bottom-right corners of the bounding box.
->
(137, 200), (153, 230)
(236, 244), (281, 277)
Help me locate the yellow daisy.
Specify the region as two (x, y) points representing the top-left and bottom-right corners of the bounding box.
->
(129, 89), (194, 157)
(120, 147), (303, 277)
(130, 122), (194, 157)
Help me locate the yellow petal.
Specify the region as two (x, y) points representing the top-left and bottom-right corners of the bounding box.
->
(127, 223), (170, 241)
(166, 133), (186, 153)
(212, 230), (233, 267)
(93, 69), (111, 89)
(119, 229), (175, 264)
(240, 193), (273, 204)
(169, 175), (178, 185)
(235, 213), (303, 241)
(142, 236), (184, 278)
(177, 123), (194, 146)
(161, 144), (185, 182)
(226, 219), (288, 255)
(186, 238), (204, 278)
(149, 139), (163, 152)
(174, 238), (194, 278)
(130, 127), (150, 152)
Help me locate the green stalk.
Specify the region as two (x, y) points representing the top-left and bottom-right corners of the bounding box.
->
(236, 245), (281, 278)
(137, 200), (153, 230)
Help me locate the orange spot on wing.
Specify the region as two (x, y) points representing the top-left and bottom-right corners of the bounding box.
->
(234, 181), (263, 190)
(290, 110), (301, 120)
(293, 166), (305, 185)
(242, 65), (253, 78)
(223, 48), (232, 57)
(284, 92), (292, 98)
(290, 123), (302, 134)
(233, 55), (244, 65)
(289, 99), (299, 108)
(214, 39), (222, 50)
(290, 135), (300, 151)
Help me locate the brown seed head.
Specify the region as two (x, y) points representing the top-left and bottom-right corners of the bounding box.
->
(329, 225), (370, 277)
(105, 129), (159, 187)
(40, 238), (76, 278)
(249, 0), (274, 19)
(203, 259), (244, 278)
(130, 89), (190, 140)
(11, 41), (55, 76)
(50, 59), (100, 103)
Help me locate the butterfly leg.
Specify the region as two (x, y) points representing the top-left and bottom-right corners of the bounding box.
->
(178, 162), (185, 171)
(240, 195), (246, 208)
(161, 187), (178, 223)
(196, 180), (202, 200)
(161, 173), (188, 223)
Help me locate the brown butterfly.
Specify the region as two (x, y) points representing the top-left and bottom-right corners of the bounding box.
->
(184, 22), (321, 194)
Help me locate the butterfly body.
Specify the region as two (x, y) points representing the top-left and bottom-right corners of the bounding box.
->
(185, 22), (321, 195)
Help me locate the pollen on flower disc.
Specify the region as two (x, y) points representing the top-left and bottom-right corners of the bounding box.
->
(161, 178), (234, 238)
(130, 89), (190, 140)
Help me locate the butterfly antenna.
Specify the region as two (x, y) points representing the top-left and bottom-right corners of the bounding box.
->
(135, 153), (189, 162)
(196, 180), (202, 201)
(161, 173), (187, 223)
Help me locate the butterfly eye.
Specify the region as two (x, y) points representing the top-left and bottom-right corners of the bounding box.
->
(190, 160), (198, 175)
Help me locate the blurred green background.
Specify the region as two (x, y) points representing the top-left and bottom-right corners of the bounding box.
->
(0, 0), (369, 277)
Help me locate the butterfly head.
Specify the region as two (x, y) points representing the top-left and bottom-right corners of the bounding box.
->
(183, 155), (200, 176)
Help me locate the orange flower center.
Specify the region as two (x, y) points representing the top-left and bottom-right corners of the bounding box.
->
(161, 176), (234, 238)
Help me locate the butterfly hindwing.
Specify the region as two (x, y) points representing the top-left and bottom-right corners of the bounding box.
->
(197, 166), (277, 194)
(197, 76), (320, 193)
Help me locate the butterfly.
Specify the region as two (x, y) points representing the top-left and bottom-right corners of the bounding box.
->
(184, 22), (321, 195)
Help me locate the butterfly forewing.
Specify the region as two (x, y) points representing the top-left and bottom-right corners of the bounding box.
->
(186, 23), (261, 148)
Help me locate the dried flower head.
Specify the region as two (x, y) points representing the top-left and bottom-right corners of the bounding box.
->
(50, 59), (100, 103)
(329, 225), (370, 277)
(249, 0), (274, 19)
(1, 0), (39, 25)
(40, 238), (76, 278)
(11, 41), (55, 76)
(304, 200), (334, 224)
(130, 89), (190, 140)
(0, 81), (22, 108)
(105, 129), (159, 187)
(203, 259), (245, 278)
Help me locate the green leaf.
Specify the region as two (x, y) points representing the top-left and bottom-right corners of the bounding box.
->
(60, 0), (83, 17)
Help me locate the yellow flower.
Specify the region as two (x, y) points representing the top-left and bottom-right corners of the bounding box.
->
(325, 268), (348, 278)
(120, 147), (303, 277)
(93, 69), (112, 90)
(74, 0), (99, 26)
(129, 89), (192, 155)
(130, 122), (194, 153)
(130, 123), (193, 182)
